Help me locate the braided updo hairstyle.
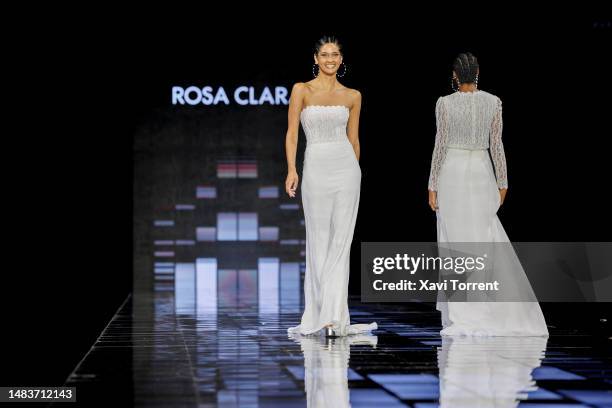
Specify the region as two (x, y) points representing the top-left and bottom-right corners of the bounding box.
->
(453, 52), (479, 84)
(314, 35), (343, 56)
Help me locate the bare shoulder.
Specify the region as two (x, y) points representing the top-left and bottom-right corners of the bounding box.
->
(347, 87), (362, 98)
(292, 82), (307, 93)
(346, 87), (362, 107)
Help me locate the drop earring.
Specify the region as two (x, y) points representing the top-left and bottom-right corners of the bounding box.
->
(312, 64), (319, 78)
(336, 62), (347, 78)
(451, 76), (460, 92)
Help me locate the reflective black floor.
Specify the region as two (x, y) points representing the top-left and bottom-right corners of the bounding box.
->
(54, 293), (612, 407)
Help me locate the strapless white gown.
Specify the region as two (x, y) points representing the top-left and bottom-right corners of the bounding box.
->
(288, 106), (377, 336)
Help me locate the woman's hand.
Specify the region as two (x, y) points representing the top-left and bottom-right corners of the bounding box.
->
(285, 171), (299, 198)
(499, 188), (507, 206)
(428, 190), (438, 211)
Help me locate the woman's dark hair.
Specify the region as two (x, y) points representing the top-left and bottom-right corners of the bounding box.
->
(314, 35), (343, 56)
(453, 52), (479, 83)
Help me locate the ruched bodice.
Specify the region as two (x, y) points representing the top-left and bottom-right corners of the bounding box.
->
(300, 105), (350, 144)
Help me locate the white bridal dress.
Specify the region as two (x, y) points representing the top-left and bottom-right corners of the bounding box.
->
(428, 90), (548, 337)
(288, 105), (377, 337)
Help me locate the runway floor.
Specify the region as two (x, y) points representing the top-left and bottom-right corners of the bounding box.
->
(55, 292), (612, 407)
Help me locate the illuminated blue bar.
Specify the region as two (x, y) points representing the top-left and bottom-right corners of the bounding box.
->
(175, 240), (196, 246)
(217, 213), (237, 241)
(196, 227), (216, 241)
(175, 263), (195, 313)
(154, 220), (174, 227)
(258, 186), (279, 198)
(279, 239), (300, 245)
(280, 262), (300, 312)
(259, 227), (279, 241)
(238, 213), (258, 241)
(258, 258), (279, 314)
(196, 186), (217, 199)
(196, 258), (217, 314)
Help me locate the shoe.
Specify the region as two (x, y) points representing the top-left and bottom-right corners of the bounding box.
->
(324, 326), (338, 338)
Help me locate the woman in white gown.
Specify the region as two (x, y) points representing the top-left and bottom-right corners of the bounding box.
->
(285, 36), (377, 337)
(428, 52), (548, 337)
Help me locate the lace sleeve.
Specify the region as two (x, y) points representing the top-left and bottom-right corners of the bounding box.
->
(428, 97), (449, 192)
(490, 97), (508, 189)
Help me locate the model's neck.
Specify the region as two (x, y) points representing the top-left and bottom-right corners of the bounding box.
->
(315, 74), (339, 91)
(458, 83), (478, 92)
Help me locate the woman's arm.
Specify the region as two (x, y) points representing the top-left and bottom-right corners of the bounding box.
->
(285, 83), (305, 197)
(428, 97), (449, 192)
(490, 97), (508, 188)
(428, 97), (449, 211)
(346, 90), (362, 160)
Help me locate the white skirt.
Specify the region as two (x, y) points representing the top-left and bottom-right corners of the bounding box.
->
(288, 140), (377, 336)
(436, 148), (548, 336)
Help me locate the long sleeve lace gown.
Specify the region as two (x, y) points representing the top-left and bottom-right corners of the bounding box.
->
(288, 105), (377, 337)
(428, 90), (548, 337)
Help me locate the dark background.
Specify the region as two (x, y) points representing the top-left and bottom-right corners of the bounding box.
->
(4, 14), (610, 388)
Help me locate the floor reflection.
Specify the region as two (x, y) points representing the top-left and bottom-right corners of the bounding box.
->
(288, 333), (378, 408)
(437, 336), (547, 407)
(61, 292), (612, 407)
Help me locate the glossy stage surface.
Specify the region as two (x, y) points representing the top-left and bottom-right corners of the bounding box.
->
(57, 292), (612, 407)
